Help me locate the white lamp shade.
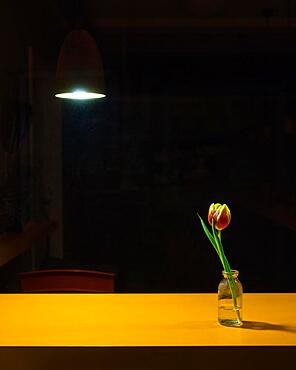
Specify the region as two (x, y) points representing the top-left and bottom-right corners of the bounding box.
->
(55, 29), (106, 99)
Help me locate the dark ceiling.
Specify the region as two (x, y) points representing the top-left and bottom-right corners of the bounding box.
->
(3, 0), (296, 72)
(12, 0), (296, 24)
(9, 0), (296, 44)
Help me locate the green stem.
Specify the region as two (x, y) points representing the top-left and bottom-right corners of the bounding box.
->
(213, 223), (242, 325)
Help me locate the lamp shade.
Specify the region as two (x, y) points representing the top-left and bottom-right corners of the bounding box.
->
(55, 29), (106, 99)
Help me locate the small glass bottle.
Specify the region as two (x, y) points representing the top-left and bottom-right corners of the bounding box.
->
(218, 269), (243, 327)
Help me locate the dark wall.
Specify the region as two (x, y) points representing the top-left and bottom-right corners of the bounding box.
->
(61, 46), (296, 293)
(1, 3), (296, 293)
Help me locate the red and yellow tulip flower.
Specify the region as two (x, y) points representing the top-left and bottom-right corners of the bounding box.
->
(208, 203), (231, 231)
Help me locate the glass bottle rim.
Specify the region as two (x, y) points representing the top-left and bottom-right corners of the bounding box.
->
(222, 269), (239, 277)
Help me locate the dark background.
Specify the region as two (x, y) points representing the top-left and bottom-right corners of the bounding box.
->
(0, 0), (296, 292)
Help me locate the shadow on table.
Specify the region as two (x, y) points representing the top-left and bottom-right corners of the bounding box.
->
(241, 321), (296, 333)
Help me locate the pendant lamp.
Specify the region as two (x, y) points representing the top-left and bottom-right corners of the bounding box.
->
(55, 29), (106, 100)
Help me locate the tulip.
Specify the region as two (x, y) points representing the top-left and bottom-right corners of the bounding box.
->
(197, 202), (241, 325)
(208, 203), (231, 231)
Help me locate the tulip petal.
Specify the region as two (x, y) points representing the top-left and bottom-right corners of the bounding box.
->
(215, 204), (231, 230)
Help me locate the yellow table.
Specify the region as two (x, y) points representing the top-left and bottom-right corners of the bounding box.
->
(0, 293), (295, 370)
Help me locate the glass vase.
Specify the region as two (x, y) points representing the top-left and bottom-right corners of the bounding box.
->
(218, 269), (243, 327)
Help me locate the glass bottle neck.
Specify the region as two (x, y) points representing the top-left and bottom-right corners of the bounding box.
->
(222, 270), (239, 279)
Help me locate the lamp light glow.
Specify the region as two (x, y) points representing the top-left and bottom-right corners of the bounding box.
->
(55, 90), (106, 100)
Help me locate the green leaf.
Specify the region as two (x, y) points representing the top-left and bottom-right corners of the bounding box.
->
(197, 214), (215, 244)
(197, 213), (223, 263)
(211, 221), (226, 270)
